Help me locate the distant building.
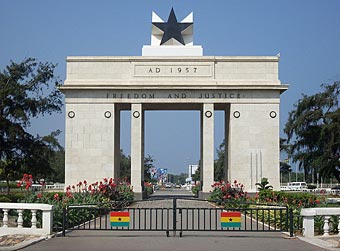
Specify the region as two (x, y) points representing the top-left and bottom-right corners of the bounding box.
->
(187, 165), (198, 182)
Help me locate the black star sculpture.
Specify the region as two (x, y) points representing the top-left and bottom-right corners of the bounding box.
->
(152, 8), (192, 45)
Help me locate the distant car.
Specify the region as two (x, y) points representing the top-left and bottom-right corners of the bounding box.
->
(175, 184), (181, 188)
(165, 183), (172, 188)
(331, 185), (340, 195)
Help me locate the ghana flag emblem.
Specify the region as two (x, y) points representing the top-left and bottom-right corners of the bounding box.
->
(221, 211), (241, 228)
(110, 211), (130, 227)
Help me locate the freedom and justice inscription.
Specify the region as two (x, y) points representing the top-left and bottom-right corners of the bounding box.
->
(106, 91), (244, 99)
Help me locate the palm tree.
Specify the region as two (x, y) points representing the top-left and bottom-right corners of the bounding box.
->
(255, 178), (273, 191)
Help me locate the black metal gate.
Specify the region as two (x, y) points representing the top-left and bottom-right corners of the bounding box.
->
(62, 198), (293, 237)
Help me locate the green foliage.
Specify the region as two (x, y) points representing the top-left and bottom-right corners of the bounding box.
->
(144, 154), (155, 182)
(119, 150), (131, 180)
(47, 149), (65, 183)
(258, 190), (324, 209)
(0, 191), (27, 202)
(192, 164), (200, 182)
(214, 140), (225, 181)
(119, 150), (156, 185)
(168, 173), (187, 184)
(191, 183), (200, 197)
(144, 182), (154, 196)
(284, 81), (340, 182)
(16, 175), (136, 230)
(22, 191), (109, 229)
(255, 178), (273, 191)
(0, 58), (63, 190)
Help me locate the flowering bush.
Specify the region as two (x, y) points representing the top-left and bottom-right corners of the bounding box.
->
(18, 175), (134, 230)
(209, 180), (247, 207)
(68, 177), (134, 201)
(191, 183), (200, 197)
(17, 174), (33, 190)
(144, 181), (154, 196)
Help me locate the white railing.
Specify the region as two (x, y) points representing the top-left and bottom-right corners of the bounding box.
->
(301, 207), (340, 238)
(0, 203), (54, 236)
(45, 183), (65, 190)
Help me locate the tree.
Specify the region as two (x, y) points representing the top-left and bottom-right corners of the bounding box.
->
(48, 148), (65, 183)
(284, 81), (340, 182)
(144, 154), (155, 182)
(214, 140), (225, 181)
(119, 150), (131, 180)
(0, 58), (63, 191)
(280, 138), (292, 181)
(255, 177), (273, 191)
(119, 151), (156, 183)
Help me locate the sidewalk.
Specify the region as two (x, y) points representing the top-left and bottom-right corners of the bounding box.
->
(20, 231), (330, 251)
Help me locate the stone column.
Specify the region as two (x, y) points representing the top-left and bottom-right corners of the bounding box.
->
(200, 103), (214, 197)
(224, 105), (230, 181)
(131, 104), (144, 200)
(113, 104), (121, 180)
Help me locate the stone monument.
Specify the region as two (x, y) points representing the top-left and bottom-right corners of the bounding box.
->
(60, 8), (288, 199)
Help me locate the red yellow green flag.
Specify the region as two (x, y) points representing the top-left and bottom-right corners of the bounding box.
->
(221, 211), (241, 228)
(110, 211), (130, 227)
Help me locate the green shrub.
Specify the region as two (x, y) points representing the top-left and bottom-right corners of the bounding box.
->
(144, 182), (154, 197)
(0, 192), (26, 202)
(191, 184), (200, 198)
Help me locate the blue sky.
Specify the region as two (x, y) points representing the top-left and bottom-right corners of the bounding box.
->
(1, 0), (340, 174)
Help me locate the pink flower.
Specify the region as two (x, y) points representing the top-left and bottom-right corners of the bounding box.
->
(53, 193), (60, 201)
(37, 193), (42, 199)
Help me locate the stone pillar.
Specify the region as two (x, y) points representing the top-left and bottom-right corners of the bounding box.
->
(113, 104), (121, 180)
(131, 104), (144, 200)
(200, 103), (214, 197)
(224, 105), (230, 181)
(301, 208), (316, 238)
(64, 103), (115, 187)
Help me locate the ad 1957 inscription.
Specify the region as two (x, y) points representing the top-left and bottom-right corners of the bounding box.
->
(134, 65), (212, 77)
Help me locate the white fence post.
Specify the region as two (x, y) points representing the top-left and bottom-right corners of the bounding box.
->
(17, 209), (23, 228)
(42, 207), (53, 234)
(323, 216), (331, 237)
(301, 208), (316, 238)
(2, 209), (8, 228)
(31, 209), (37, 229)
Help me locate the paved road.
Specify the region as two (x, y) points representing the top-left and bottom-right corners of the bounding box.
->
(21, 189), (329, 251)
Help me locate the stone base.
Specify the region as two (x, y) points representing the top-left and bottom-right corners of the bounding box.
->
(198, 191), (211, 200)
(142, 45), (203, 56)
(133, 191), (149, 201)
(133, 192), (143, 201)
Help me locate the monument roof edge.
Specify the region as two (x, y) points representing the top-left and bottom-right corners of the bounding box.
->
(59, 84), (288, 91)
(66, 56), (279, 62)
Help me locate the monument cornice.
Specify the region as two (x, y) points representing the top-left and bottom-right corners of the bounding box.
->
(59, 84), (288, 93)
(66, 55), (279, 63)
